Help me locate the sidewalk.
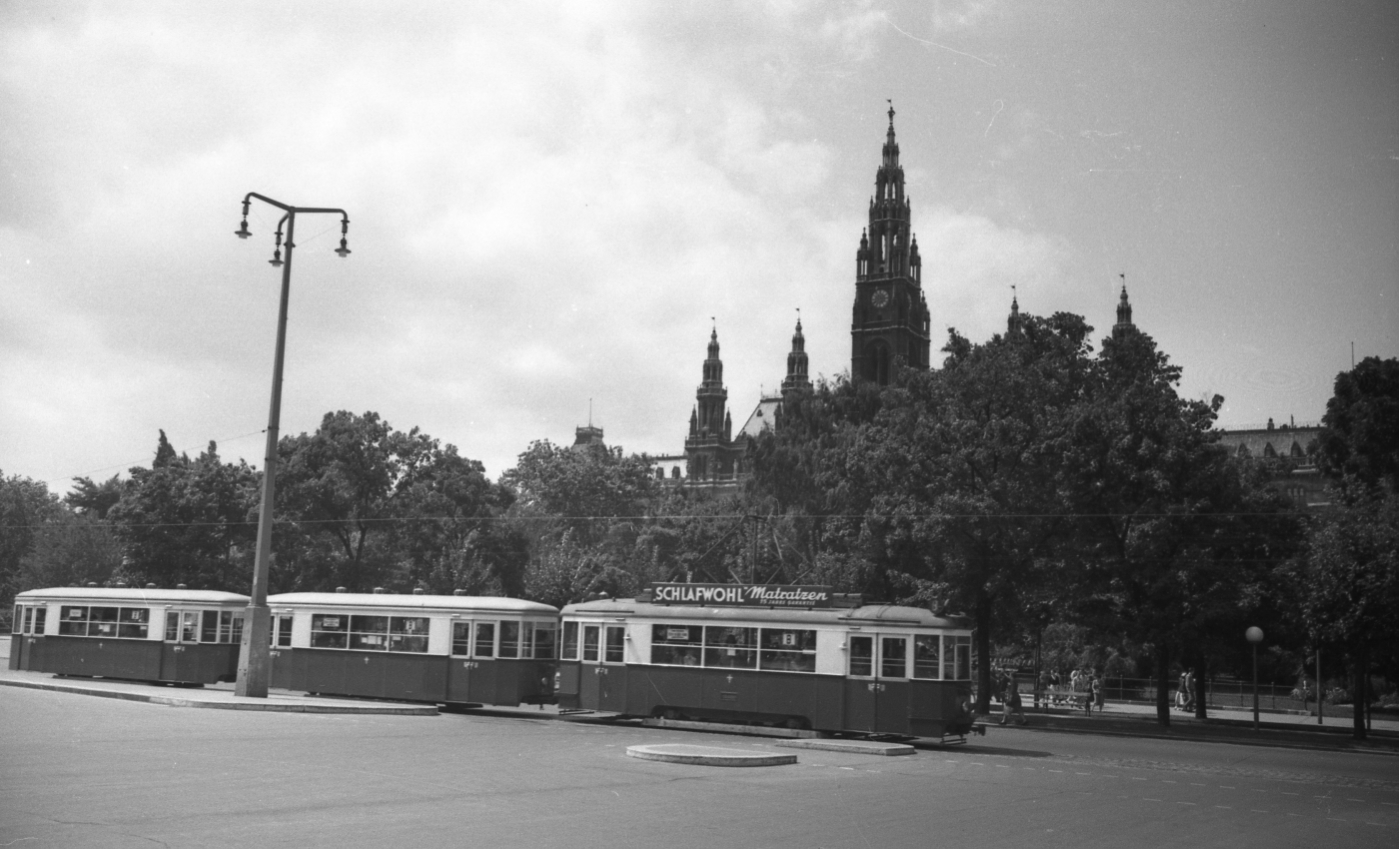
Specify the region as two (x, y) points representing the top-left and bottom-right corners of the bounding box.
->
(986, 697), (1399, 754)
(0, 666), (438, 715)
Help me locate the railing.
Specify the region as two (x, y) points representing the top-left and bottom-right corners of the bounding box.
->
(1085, 677), (1324, 712)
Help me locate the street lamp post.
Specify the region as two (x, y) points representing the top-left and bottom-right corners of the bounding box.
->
(1245, 626), (1264, 732)
(233, 193), (351, 698)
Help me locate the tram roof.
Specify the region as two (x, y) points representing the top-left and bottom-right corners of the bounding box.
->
(560, 598), (970, 629)
(15, 587), (250, 606)
(267, 592), (558, 615)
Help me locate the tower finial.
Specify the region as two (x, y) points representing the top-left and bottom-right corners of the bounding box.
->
(887, 99), (895, 127)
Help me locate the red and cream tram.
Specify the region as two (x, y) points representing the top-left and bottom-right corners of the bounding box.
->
(556, 584), (978, 739)
(266, 590), (560, 707)
(10, 586), (250, 684)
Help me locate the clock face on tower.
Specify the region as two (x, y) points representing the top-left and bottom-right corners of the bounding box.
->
(871, 288), (889, 308)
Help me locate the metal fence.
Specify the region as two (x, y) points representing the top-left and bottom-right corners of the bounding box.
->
(1090, 677), (1320, 712)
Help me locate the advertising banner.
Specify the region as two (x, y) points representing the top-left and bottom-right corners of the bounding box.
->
(649, 583), (833, 609)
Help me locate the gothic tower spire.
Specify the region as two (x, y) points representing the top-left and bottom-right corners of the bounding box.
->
(1007, 286), (1022, 334)
(852, 102), (932, 384)
(1113, 274), (1135, 340)
(781, 312), (812, 397)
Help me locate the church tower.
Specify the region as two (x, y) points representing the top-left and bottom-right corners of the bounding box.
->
(685, 327), (738, 481)
(1112, 277), (1135, 340)
(780, 316), (812, 398)
(851, 103), (932, 384)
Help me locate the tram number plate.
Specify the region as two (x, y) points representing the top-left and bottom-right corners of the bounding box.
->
(719, 691), (738, 702)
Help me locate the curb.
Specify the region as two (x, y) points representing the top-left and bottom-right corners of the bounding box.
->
(776, 738), (915, 756)
(997, 714), (1399, 756)
(0, 677), (438, 715)
(626, 743), (797, 767)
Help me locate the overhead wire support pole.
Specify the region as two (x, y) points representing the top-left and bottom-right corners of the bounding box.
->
(233, 193), (352, 698)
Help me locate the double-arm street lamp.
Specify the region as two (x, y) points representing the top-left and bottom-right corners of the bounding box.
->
(233, 193), (351, 698)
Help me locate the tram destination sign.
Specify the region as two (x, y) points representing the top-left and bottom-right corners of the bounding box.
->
(649, 583), (833, 609)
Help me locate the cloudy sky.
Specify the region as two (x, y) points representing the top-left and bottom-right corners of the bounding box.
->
(3, 1), (1396, 492)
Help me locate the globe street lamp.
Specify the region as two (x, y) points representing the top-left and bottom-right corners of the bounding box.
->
(1245, 626), (1264, 732)
(233, 193), (351, 698)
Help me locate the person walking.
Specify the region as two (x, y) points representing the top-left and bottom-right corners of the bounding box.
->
(1000, 677), (1026, 726)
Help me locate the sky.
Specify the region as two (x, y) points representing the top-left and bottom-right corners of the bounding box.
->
(3, 0), (1396, 493)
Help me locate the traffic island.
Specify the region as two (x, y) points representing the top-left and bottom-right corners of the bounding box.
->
(625, 743), (797, 767)
(775, 738), (915, 756)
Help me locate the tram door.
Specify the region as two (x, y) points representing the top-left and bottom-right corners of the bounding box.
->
(579, 624), (628, 712)
(844, 634), (911, 734)
(160, 610), (202, 681)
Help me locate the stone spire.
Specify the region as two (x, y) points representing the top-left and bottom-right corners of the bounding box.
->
(1007, 287), (1022, 334)
(694, 326), (728, 440)
(781, 314), (812, 396)
(852, 102), (932, 382)
(1113, 274), (1135, 340)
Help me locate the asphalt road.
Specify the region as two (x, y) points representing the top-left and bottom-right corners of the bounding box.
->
(3, 687), (1396, 848)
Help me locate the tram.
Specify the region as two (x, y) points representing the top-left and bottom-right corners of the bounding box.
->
(266, 590), (560, 707)
(10, 586), (251, 684)
(556, 584), (978, 739)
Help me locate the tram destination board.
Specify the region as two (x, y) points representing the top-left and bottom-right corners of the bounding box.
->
(648, 583), (833, 609)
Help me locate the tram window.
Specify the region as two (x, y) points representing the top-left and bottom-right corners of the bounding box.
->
(12, 606), (22, 634)
(310, 614), (349, 649)
(118, 608), (150, 640)
(881, 637), (908, 679)
(33, 606), (46, 634)
(201, 611), (220, 643)
(848, 635), (874, 677)
(389, 617), (429, 653)
(451, 622), (471, 655)
(272, 615), (293, 648)
(604, 626), (625, 663)
(533, 624), (556, 659)
(650, 624), (702, 666)
(560, 622), (579, 660)
(498, 622), (520, 658)
(60, 605), (88, 636)
(913, 635), (940, 679)
(231, 614), (244, 645)
(955, 636), (971, 680)
(165, 611), (179, 641)
(180, 611), (199, 643)
(474, 622), (496, 658)
(582, 625), (600, 662)
(759, 629), (816, 673)
(703, 626), (756, 669)
(349, 615), (390, 651)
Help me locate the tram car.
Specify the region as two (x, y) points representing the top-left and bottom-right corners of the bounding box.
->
(556, 584), (978, 739)
(266, 590), (560, 707)
(10, 586), (251, 684)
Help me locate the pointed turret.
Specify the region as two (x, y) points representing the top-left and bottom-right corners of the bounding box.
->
(693, 326), (728, 441)
(781, 316), (812, 397)
(1113, 276), (1135, 340)
(1007, 289), (1022, 334)
(852, 102), (932, 383)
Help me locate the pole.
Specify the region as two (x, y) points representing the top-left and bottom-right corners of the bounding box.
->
(1317, 649), (1322, 725)
(1251, 642), (1259, 732)
(235, 211), (295, 698)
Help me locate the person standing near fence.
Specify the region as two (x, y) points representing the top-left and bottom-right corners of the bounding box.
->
(1001, 677), (1026, 725)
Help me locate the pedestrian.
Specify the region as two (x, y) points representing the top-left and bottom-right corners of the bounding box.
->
(1183, 667), (1195, 712)
(1176, 670), (1189, 710)
(1094, 674), (1105, 713)
(1000, 677), (1026, 726)
(1087, 674), (1102, 715)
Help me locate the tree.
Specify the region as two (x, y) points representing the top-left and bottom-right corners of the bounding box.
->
(65, 474), (124, 519)
(106, 435), (260, 591)
(501, 439), (657, 547)
(18, 511), (124, 590)
(1317, 357), (1399, 491)
(0, 472), (64, 612)
(273, 411), (515, 593)
(872, 314), (1094, 713)
(1059, 324), (1255, 725)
